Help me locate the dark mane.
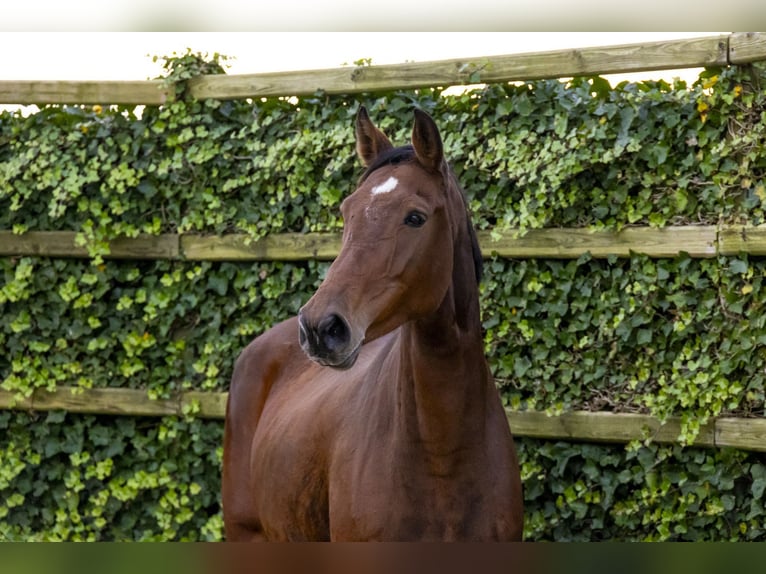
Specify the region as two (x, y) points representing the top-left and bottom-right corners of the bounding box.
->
(358, 144), (483, 284)
(358, 145), (416, 184)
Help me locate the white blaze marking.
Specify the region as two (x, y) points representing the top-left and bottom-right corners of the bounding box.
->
(370, 176), (399, 196)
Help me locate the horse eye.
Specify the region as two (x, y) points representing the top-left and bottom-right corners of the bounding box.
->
(404, 211), (427, 228)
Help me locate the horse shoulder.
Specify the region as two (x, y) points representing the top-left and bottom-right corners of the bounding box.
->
(226, 317), (305, 419)
(222, 316), (305, 540)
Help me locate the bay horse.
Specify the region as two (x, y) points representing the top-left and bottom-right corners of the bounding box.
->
(222, 106), (523, 541)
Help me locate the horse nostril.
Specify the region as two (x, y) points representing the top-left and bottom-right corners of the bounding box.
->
(319, 314), (350, 353)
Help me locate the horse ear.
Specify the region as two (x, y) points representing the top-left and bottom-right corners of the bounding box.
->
(355, 106), (393, 167)
(411, 108), (444, 173)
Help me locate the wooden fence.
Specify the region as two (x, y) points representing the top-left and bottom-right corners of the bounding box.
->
(1, 33), (764, 105)
(3, 32), (766, 452)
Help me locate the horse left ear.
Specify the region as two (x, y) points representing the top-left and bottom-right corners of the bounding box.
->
(411, 109), (444, 173)
(356, 106), (394, 167)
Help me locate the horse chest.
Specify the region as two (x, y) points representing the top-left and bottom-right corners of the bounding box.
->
(252, 427), (514, 541)
(249, 355), (517, 540)
(327, 449), (514, 541)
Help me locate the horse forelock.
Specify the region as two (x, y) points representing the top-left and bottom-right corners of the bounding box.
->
(355, 145), (483, 285)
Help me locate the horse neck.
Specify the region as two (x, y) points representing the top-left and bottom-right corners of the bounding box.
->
(395, 204), (490, 456)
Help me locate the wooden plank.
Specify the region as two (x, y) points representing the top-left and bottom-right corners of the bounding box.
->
(0, 80), (171, 106)
(0, 390), (34, 410)
(30, 387), (179, 417)
(729, 32), (766, 64)
(0, 387), (220, 418)
(714, 417), (766, 452)
(183, 391), (228, 419)
(188, 36), (729, 100)
(477, 34), (728, 79)
(507, 409), (716, 447)
(718, 225), (766, 256)
(0, 231), (179, 259)
(181, 232), (341, 261)
(478, 226), (718, 259)
(0, 230), (89, 257)
(106, 234), (180, 259)
(28, 387), (177, 417)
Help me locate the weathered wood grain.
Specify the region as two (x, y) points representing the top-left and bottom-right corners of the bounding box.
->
(729, 32), (766, 64)
(182, 391), (229, 419)
(187, 36), (729, 99)
(0, 231), (179, 259)
(0, 231), (89, 257)
(718, 225), (766, 256)
(0, 387), (228, 419)
(478, 226), (718, 259)
(180, 232), (341, 261)
(106, 234), (180, 259)
(0, 80), (171, 105)
(715, 417), (766, 452)
(0, 387), (178, 417)
(506, 409), (717, 447)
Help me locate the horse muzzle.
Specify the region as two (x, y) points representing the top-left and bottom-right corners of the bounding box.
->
(298, 311), (361, 370)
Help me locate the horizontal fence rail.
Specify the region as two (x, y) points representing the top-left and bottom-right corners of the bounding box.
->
(0, 33), (764, 105)
(186, 35), (730, 100)
(0, 80), (172, 106)
(0, 386), (763, 452)
(3, 225), (766, 261)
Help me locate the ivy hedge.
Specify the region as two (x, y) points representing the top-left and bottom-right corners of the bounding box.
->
(1, 53), (765, 541)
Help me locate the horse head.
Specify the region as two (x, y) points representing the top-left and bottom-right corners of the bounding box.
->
(298, 106), (478, 370)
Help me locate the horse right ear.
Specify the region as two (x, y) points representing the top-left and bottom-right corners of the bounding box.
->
(355, 106), (393, 167)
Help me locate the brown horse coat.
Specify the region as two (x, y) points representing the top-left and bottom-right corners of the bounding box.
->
(222, 107), (523, 541)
